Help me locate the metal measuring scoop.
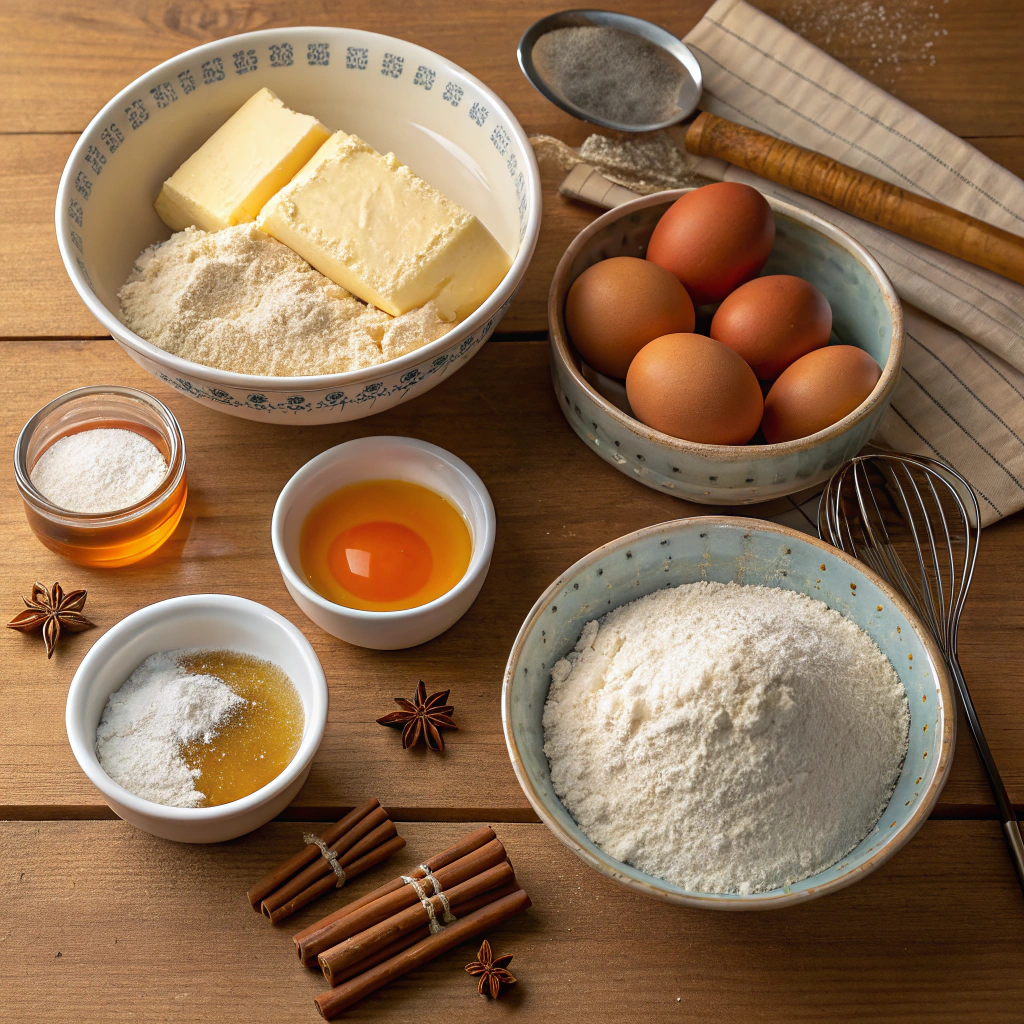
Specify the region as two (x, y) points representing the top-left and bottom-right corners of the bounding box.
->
(819, 452), (1024, 891)
(518, 9), (1024, 285)
(518, 10), (703, 133)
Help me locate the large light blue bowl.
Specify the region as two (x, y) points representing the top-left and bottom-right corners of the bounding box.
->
(549, 190), (904, 503)
(502, 518), (954, 909)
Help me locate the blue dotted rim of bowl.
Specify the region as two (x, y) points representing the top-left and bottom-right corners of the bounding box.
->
(502, 516), (956, 910)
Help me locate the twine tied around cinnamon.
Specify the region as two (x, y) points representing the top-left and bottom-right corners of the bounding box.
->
(402, 872), (457, 934)
(305, 833), (348, 888)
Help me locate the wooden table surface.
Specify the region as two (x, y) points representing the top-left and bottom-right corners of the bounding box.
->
(3, 2), (1024, 1021)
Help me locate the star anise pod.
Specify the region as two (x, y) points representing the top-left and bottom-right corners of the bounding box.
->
(376, 680), (457, 751)
(465, 939), (516, 998)
(7, 582), (95, 659)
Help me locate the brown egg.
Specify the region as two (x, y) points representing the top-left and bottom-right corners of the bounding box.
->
(565, 257), (695, 378)
(626, 333), (763, 445)
(645, 183), (775, 306)
(762, 345), (882, 443)
(710, 275), (832, 380)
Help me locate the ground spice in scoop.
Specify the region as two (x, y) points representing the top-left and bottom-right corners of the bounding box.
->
(532, 26), (687, 126)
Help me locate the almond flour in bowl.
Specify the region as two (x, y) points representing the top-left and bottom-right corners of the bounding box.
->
(117, 224), (455, 377)
(542, 581), (910, 895)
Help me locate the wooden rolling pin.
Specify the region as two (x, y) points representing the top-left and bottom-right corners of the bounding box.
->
(678, 111), (1024, 286)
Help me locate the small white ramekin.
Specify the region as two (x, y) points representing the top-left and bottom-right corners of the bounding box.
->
(66, 594), (328, 843)
(271, 436), (495, 649)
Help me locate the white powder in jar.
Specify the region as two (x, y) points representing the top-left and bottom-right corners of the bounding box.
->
(95, 651), (245, 808)
(543, 582), (910, 894)
(30, 427), (168, 513)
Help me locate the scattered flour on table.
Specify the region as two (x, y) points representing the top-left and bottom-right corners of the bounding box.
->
(95, 651), (245, 808)
(543, 582), (910, 894)
(117, 224), (455, 376)
(778, 0), (947, 76)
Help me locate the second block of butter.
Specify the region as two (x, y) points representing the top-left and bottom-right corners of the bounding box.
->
(257, 132), (512, 319)
(155, 88), (331, 233)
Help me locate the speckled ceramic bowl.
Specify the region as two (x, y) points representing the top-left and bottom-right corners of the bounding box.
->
(503, 518), (954, 909)
(55, 27), (541, 424)
(549, 190), (903, 502)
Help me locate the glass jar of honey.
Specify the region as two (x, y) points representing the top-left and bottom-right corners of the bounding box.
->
(14, 386), (188, 568)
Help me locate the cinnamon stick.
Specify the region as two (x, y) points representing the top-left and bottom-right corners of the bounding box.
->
(247, 798), (380, 910)
(319, 860), (516, 985)
(296, 836), (507, 965)
(293, 825), (494, 956)
(261, 805), (389, 912)
(313, 889), (531, 1019)
(326, 881), (521, 987)
(264, 825), (405, 924)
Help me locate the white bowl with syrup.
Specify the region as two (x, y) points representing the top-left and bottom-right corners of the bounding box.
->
(54, 27), (541, 424)
(272, 436), (496, 650)
(66, 594), (328, 843)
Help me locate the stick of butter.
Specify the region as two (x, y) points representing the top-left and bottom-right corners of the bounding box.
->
(257, 132), (512, 319)
(155, 88), (331, 232)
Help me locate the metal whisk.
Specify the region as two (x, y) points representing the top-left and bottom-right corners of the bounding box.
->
(819, 452), (1024, 890)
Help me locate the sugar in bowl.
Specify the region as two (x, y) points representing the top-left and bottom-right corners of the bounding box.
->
(14, 385), (188, 567)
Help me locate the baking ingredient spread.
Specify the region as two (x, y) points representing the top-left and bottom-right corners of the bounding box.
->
(543, 582), (910, 894)
(95, 648), (303, 808)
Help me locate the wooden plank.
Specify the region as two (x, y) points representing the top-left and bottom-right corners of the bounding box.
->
(0, 135), (91, 340)
(3, 0), (1023, 138)
(0, 338), (1017, 817)
(3, 819), (1023, 1022)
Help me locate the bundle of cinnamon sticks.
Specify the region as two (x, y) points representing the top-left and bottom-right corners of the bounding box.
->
(247, 798), (404, 924)
(293, 826), (530, 1019)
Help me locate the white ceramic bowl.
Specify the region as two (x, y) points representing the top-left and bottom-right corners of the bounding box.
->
(66, 594), (328, 843)
(55, 27), (541, 423)
(272, 436), (495, 649)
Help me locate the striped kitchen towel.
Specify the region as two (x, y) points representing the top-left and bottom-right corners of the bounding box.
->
(680, 0), (1024, 525)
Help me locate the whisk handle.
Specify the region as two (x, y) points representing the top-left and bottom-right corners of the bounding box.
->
(1005, 821), (1024, 893)
(949, 657), (1024, 890)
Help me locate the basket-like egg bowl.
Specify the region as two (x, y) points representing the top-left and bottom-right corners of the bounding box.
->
(56, 27), (541, 424)
(548, 190), (903, 503)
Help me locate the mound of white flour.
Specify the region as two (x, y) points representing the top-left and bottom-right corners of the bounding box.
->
(543, 582), (910, 894)
(95, 651), (245, 808)
(118, 224), (453, 376)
